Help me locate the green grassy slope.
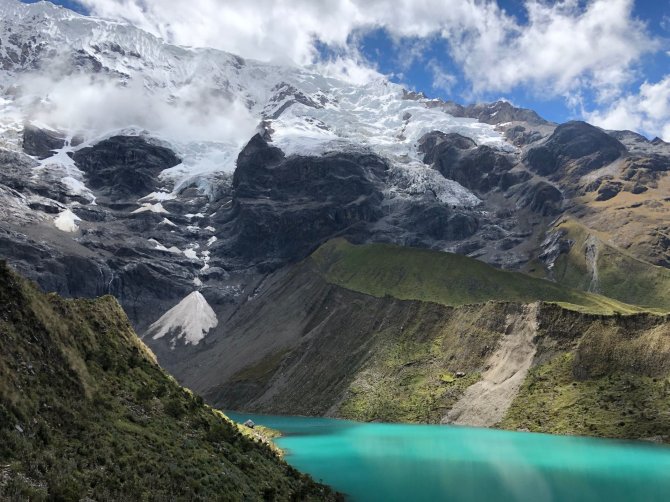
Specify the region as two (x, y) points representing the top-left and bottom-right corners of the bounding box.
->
(548, 218), (670, 311)
(337, 302), (508, 423)
(311, 238), (644, 315)
(307, 240), (670, 441)
(0, 262), (339, 501)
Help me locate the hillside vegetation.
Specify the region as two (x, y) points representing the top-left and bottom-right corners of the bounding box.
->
(179, 241), (670, 443)
(0, 262), (339, 501)
(304, 240), (670, 441)
(547, 218), (670, 311)
(312, 238), (643, 315)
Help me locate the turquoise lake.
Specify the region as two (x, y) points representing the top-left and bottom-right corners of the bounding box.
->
(227, 412), (670, 501)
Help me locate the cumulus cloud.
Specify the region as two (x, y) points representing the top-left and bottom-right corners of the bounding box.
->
(449, 0), (654, 100)
(16, 61), (257, 145)
(586, 76), (670, 140)
(315, 56), (384, 86)
(78, 0), (655, 98)
(427, 59), (457, 94)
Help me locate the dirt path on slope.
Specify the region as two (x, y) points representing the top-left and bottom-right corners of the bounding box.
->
(442, 303), (539, 427)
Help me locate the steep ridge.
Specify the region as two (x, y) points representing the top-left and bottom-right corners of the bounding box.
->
(0, 262), (338, 501)
(311, 239), (640, 314)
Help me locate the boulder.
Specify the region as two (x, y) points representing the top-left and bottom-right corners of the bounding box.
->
(596, 181), (623, 201)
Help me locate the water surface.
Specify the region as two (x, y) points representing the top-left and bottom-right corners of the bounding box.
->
(227, 412), (670, 502)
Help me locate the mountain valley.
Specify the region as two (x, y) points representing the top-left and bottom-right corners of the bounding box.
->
(1, 0), (670, 467)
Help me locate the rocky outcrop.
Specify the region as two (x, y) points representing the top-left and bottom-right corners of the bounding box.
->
(215, 134), (388, 268)
(72, 136), (181, 200)
(463, 100), (548, 126)
(21, 124), (66, 159)
(595, 180), (623, 201)
(419, 132), (516, 193)
(525, 121), (627, 178)
(519, 181), (564, 216)
(424, 99), (549, 126)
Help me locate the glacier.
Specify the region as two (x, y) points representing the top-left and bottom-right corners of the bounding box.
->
(0, 0), (515, 212)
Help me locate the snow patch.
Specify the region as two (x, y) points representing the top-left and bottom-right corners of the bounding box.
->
(387, 162), (481, 207)
(53, 209), (80, 232)
(183, 248), (198, 259)
(139, 191), (176, 202)
(148, 291), (218, 347)
(148, 238), (181, 254)
(132, 202), (168, 214)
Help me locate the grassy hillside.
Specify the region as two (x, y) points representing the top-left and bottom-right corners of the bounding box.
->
(311, 238), (643, 315)
(0, 262), (339, 501)
(502, 304), (670, 440)
(306, 240), (670, 441)
(547, 218), (670, 311)
(337, 301), (509, 423)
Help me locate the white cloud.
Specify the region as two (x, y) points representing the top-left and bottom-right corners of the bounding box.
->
(427, 59), (457, 94)
(315, 56), (383, 86)
(78, 0), (656, 102)
(445, 0), (655, 100)
(17, 71), (257, 144)
(586, 75), (670, 140)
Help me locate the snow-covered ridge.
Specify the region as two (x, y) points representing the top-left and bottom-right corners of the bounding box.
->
(0, 0), (512, 210)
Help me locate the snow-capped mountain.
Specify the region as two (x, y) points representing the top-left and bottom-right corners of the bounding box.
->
(2, 0), (669, 359)
(1, 0), (507, 204)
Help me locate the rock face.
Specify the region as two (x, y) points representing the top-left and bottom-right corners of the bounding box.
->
(427, 99), (549, 126)
(0, 136), (205, 331)
(520, 181), (564, 216)
(72, 136), (181, 200)
(218, 134), (388, 268)
(436, 144), (514, 193)
(22, 124), (67, 159)
(525, 121), (627, 178)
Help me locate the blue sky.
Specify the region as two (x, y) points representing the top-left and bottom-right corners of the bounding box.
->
(339, 1), (670, 128)
(23, 0), (670, 138)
